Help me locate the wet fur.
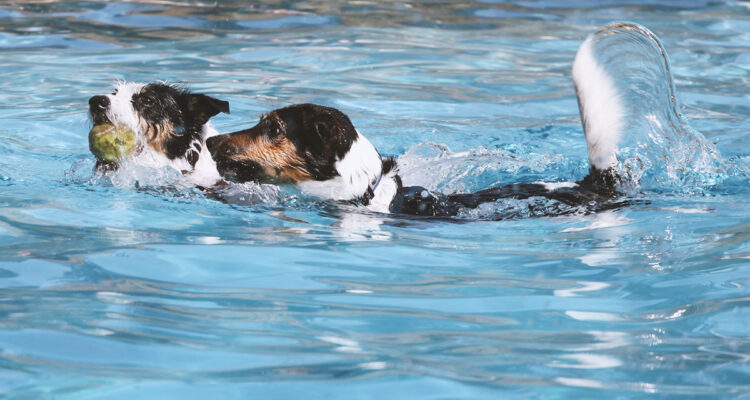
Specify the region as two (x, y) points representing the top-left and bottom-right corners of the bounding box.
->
(205, 25), (642, 218)
(88, 82), (229, 179)
(206, 103), (623, 218)
(207, 104), (362, 185)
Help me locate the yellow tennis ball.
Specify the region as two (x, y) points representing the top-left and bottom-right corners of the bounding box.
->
(88, 123), (136, 162)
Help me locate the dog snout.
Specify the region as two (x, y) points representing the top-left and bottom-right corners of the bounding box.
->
(89, 95), (110, 111)
(206, 135), (225, 159)
(208, 132), (252, 162)
(89, 95), (111, 124)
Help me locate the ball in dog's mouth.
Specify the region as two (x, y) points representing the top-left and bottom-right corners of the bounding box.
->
(88, 123), (136, 163)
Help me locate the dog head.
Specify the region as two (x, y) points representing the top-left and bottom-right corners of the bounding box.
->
(206, 103), (386, 201)
(88, 82), (229, 163)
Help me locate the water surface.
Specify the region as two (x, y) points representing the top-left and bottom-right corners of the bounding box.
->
(1, 1), (749, 399)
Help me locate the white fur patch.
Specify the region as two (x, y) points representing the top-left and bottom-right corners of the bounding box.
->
(535, 181), (579, 191)
(187, 124), (223, 186)
(105, 81), (144, 136)
(365, 168), (399, 214)
(297, 131), (386, 202)
(572, 37), (625, 171)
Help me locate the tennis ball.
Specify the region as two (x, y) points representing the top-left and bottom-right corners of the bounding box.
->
(88, 123), (136, 163)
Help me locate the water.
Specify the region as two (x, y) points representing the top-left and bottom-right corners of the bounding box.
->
(1, 1), (750, 398)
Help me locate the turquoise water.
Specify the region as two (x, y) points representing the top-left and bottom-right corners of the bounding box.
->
(2, 1), (750, 398)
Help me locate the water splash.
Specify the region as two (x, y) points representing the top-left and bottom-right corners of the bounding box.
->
(208, 181), (282, 206)
(65, 156), (282, 205)
(574, 22), (725, 194)
(396, 142), (569, 193)
(458, 196), (587, 220)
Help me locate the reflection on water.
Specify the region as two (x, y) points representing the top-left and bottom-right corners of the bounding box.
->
(1, 1), (750, 399)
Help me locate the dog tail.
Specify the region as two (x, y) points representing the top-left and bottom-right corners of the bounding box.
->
(571, 24), (628, 192)
(572, 22), (723, 193)
(444, 23), (718, 217)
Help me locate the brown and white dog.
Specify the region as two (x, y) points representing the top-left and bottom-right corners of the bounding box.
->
(205, 103), (621, 218)
(203, 23), (681, 218)
(88, 82), (229, 187)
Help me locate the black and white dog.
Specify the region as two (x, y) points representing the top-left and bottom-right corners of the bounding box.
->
(205, 102), (620, 218)
(88, 82), (229, 186)
(203, 29), (630, 218)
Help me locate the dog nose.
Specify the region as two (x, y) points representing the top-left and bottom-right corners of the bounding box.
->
(206, 135), (223, 158)
(88, 95), (110, 111)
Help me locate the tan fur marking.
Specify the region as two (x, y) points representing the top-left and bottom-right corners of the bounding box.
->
(138, 116), (175, 154)
(228, 135), (312, 183)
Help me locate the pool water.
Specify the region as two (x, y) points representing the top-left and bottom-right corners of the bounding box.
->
(1, 1), (749, 398)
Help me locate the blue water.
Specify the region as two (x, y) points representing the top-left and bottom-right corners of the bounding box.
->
(1, 1), (750, 398)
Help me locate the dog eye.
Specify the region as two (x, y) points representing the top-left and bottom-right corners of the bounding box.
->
(141, 96), (155, 107)
(266, 119), (284, 139)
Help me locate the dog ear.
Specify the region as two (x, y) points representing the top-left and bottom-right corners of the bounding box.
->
(313, 113), (348, 142)
(187, 94), (230, 126)
(312, 113), (359, 160)
(313, 120), (331, 142)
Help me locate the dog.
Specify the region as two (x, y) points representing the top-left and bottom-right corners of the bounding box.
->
(205, 102), (623, 218)
(205, 22), (714, 219)
(88, 82), (229, 186)
(203, 24), (673, 218)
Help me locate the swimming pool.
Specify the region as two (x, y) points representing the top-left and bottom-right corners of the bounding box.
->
(1, 1), (749, 398)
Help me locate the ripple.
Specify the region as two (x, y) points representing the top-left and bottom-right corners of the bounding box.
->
(1, 1), (749, 399)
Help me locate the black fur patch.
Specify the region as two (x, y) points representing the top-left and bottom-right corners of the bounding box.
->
(274, 104), (358, 181)
(132, 84), (229, 160)
(389, 186), (461, 217)
(215, 158), (266, 183)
